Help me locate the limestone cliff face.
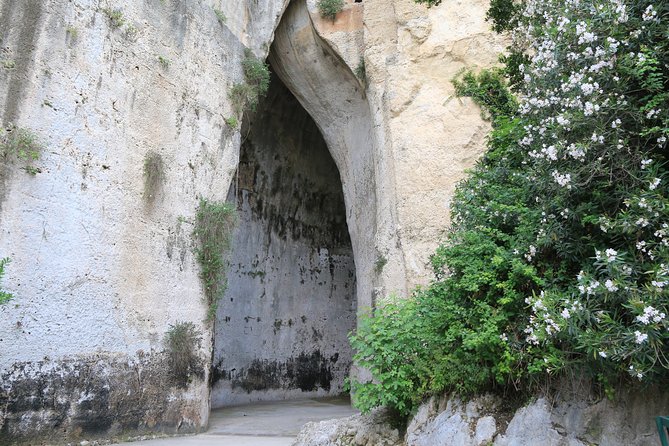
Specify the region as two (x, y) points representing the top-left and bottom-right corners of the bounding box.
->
(0, 0), (287, 442)
(0, 0), (505, 443)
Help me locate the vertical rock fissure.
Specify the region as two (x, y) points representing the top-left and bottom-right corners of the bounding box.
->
(211, 70), (357, 407)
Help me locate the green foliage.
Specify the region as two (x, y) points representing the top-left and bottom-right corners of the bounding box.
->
(350, 0), (669, 416)
(374, 255), (387, 273)
(413, 0), (442, 6)
(355, 57), (366, 83)
(164, 321), (204, 388)
(485, 0), (521, 33)
(0, 258), (12, 305)
(193, 199), (236, 321)
(350, 293), (449, 417)
(225, 116), (238, 129)
(2, 60), (16, 69)
(241, 49), (270, 96)
(66, 25), (78, 39)
(0, 124), (43, 175)
(316, 0), (345, 21)
(157, 55), (170, 69)
(102, 7), (125, 28)
(214, 8), (226, 24)
(229, 50), (270, 116)
(452, 69), (518, 121)
(143, 151), (164, 201)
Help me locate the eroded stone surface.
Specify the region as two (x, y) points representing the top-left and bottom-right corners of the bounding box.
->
(0, 352), (205, 445)
(211, 73), (356, 406)
(296, 387), (667, 446)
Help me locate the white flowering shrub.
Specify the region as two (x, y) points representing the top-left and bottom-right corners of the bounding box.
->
(513, 0), (669, 385)
(350, 0), (669, 416)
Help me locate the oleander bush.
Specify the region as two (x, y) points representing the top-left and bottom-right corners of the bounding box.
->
(351, 0), (669, 417)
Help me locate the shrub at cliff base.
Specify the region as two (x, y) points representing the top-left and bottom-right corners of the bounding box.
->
(350, 0), (669, 417)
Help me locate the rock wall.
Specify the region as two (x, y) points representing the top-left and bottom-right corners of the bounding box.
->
(0, 0), (288, 443)
(211, 73), (356, 406)
(0, 0), (507, 443)
(294, 386), (668, 446)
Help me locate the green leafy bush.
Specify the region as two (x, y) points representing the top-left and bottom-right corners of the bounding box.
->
(317, 0), (344, 21)
(193, 199), (236, 321)
(164, 321), (204, 388)
(0, 124), (43, 175)
(350, 0), (669, 417)
(0, 258), (12, 305)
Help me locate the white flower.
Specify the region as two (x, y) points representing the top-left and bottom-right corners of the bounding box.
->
(634, 330), (648, 344)
(561, 308), (571, 319)
(605, 248), (617, 262)
(598, 351), (607, 358)
(649, 178), (661, 190)
(500, 333), (508, 342)
(646, 109), (660, 119)
(604, 280), (618, 292)
(641, 159), (653, 169)
(642, 5), (657, 21)
(552, 170), (572, 188)
(636, 306), (666, 325)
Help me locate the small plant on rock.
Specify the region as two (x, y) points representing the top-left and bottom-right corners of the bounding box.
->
(225, 116), (238, 129)
(317, 0), (344, 21)
(157, 55), (170, 70)
(214, 8), (226, 25)
(316, 0), (344, 22)
(414, 0), (442, 6)
(102, 7), (125, 28)
(164, 321), (205, 388)
(228, 50), (270, 116)
(0, 258), (12, 305)
(355, 57), (366, 84)
(0, 124), (43, 175)
(143, 151), (164, 201)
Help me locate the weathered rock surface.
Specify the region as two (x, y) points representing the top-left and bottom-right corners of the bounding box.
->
(211, 73), (356, 406)
(0, 0), (507, 442)
(292, 408), (402, 446)
(294, 387), (668, 446)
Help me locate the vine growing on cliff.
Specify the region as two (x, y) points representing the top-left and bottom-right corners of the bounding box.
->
(193, 199), (236, 321)
(350, 0), (669, 417)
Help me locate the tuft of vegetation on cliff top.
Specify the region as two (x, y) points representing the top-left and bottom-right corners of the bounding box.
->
(351, 0), (669, 417)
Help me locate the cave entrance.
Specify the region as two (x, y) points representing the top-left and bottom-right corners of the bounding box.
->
(210, 67), (357, 408)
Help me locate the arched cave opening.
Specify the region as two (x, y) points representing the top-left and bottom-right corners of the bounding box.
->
(210, 67), (357, 407)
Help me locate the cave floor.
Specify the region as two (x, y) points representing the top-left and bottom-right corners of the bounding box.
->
(115, 396), (358, 446)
